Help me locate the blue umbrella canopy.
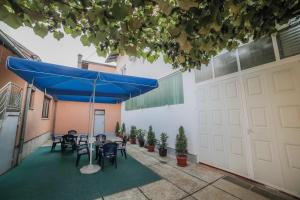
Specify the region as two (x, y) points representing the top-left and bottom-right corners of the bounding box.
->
(6, 56), (158, 103)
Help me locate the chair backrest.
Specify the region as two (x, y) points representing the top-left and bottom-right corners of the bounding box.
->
(96, 134), (106, 143)
(79, 135), (88, 141)
(102, 142), (118, 157)
(68, 130), (77, 135)
(63, 134), (75, 143)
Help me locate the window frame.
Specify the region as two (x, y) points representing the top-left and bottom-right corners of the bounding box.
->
(29, 87), (36, 110)
(42, 95), (51, 119)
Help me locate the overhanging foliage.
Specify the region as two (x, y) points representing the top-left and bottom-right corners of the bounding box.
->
(1, 0), (299, 70)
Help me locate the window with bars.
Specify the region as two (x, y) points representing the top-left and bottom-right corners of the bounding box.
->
(125, 72), (184, 110)
(42, 96), (51, 118)
(277, 22), (300, 59)
(239, 37), (275, 70)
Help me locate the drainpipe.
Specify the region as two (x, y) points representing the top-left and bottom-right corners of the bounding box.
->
(77, 54), (82, 68)
(16, 83), (32, 165)
(51, 100), (57, 135)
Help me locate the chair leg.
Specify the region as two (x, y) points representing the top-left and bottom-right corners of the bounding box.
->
(101, 157), (104, 170)
(98, 154), (101, 166)
(76, 155), (81, 167)
(120, 149), (123, 157)
(95, 146), (99, 160)
(51, 143), (56, 152)
(115, 157), (117, 168)
(123, 150), (127, 159)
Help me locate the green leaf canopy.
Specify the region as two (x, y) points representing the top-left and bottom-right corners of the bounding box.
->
(1, 0), (299, 70)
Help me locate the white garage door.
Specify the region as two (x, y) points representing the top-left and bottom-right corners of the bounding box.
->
(196, 60), (300, 196)
(197, 75), (249, 177)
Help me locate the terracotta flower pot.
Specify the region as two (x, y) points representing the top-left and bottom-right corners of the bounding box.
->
(130, 138), (136, 144)
(176, 155), (187, 167)
(147, 145), (155, 152)
(159, 148), (167, 157)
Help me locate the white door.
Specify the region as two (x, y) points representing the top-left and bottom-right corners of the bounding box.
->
(265, 63), (300, 196)
(242, 70), (284, 189)
(197, 59), (300, 196)
(196, 76), (248, 176)
(93, 110), (105, 136)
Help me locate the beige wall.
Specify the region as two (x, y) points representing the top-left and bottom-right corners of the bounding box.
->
(24, 91), (55, 141)
(54, 101), (121, 134)
(87, 63), (116, 73)
(0, 45), (24, 87)
(0, 45), (55, 142)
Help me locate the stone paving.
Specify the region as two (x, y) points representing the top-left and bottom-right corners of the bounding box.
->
(100, 144), (298, 200)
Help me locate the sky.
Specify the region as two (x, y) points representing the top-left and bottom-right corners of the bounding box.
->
(0, 22), (108, 67)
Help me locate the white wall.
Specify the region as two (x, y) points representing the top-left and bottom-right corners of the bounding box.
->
(117, 56), (199, 155)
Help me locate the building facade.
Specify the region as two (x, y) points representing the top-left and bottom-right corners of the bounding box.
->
(116, 21), (300, 197)
(0, 31), (121, 175)
(54, 58), (121, 135)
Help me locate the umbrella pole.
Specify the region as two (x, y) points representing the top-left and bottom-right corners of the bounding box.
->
(80, 79), (101, 174)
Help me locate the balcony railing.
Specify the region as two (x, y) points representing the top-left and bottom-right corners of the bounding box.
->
(0, 82), (23, 123)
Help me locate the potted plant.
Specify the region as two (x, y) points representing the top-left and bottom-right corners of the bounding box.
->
(120, 122), (126, 138)
(158, 132), (168, 157)
(176, 126), (188, 167)
(129, 126), (137, 144)
(137, 129), (145, 147)
(115, 121), (120, 137)
(147, 126), (156, 152)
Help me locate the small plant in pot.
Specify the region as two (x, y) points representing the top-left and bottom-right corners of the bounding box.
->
(176, 126), (188, 167)
(115, 121), (120, 137)
(137, 129), (145, 147)
(120, 123), (126, 138)
(147, 126), (156, 152)
(129, 126), (137, 144)
(158, 132), (168, 157)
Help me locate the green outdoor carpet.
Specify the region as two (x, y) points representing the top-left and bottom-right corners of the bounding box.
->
(0, 147), (161, 200)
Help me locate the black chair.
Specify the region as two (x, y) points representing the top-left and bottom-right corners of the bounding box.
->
(51, 134), (62, 152)
(99, 142), (118, 170)
(68, 130), (77, 135)
(116, 137), (127, 159)
(95, 134), (107, 160)
(76, 144), (90, 167)
(61, 134), (76, 152)
(78, 135), (88, 145)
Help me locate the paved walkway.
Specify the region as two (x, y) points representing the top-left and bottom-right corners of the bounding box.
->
(101, 144), (298, 200)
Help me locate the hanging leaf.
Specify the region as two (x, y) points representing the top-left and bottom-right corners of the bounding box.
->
(80, 35), (90, 46)
(1, 0), (299, 70)
(33, 23), (48, 38)
(53, 31), (64, 40)
(178, 0), (198, 11)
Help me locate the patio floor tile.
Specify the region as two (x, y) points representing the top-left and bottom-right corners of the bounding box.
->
(182, 196), (197, 200)
(150, 164), (208, 193)
(140, 179), (187, 200)
(127, 149), (159, 166)
(181, 164), (225, 183)
(103, 188), (147, 200)
(192, 185), (239, 200)
(213, 179), (269, 200)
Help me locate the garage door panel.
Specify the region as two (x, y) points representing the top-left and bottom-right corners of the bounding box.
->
(267, 64), (300, 196)
(197, 77), (247, 176)
(243, 71), (284, 188)
(278, 105), (300, 129)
